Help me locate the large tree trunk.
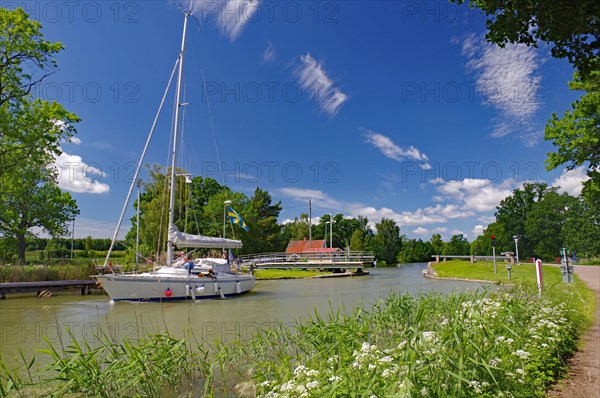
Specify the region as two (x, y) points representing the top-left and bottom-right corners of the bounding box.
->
(17, 233), (26, 264)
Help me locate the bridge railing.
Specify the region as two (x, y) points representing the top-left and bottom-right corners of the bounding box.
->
(239, 251), (375, 265)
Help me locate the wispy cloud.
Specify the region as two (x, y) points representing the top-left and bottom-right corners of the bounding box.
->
(277, 187), (343, 210)
(188, 0), (259, 41)
(262, 41), (275, 63)
(459, 33), (543, 145)
(296, 53), (348, 116)
(364, 130), (431, 169)
(552, 167), (589, 196)
(218, 0), (260, 41)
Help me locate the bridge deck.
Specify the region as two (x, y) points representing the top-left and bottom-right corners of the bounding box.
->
(0, 280), (97, 298)
(240, 251), (375, 270)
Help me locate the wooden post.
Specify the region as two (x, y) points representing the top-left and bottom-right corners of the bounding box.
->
(435, 255), (440, 263)
(470, 255), (474, 264)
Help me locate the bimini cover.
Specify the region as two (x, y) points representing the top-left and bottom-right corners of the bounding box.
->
(168, 225), (242, 249)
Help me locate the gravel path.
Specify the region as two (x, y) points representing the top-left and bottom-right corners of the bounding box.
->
(547, 266), (600, 398)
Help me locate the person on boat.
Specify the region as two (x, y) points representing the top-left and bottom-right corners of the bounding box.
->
(183, 255), (194, 274)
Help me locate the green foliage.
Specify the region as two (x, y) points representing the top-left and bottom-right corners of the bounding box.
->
(545, 70), (600, 206)
(371, 218), (401, 264)
(430, 233), (446, 255)
(524, 191), (577, 261)
(0, 7), (80, 263)
(397, 238), (433, 263)
(443, 234), (471, 256)
(240, 188), (282, 254)
(452, 0), (600, 76)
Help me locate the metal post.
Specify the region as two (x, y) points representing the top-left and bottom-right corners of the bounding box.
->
(563, 247), (570, 281)
(136, 178), (142, 264)
(71, 218), (75, 259)
(513, 235), (520, 264)
(329, 211), (333, 249)
(492, 246), (497, 274)
(223, 200), (232, 238)
(308, 199), (312, 245)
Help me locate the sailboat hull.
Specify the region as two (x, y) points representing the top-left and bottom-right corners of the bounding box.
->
(94, 273), (255, 302)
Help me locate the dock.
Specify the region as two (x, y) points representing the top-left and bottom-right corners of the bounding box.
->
(0, 280), (97, 299)
(239, 251), (375, 271)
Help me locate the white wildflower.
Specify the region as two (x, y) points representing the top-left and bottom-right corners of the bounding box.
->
(513, 350), (530, 360)
(305, 380), (319, 390)
(469, 380), (482, 394)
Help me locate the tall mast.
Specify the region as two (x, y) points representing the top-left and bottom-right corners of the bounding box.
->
(167, 10), (191, 266)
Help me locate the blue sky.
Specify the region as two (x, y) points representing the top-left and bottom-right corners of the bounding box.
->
(11, 0), (588, 241)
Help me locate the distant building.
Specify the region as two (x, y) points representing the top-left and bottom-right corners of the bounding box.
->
(285, 238), (342, 254)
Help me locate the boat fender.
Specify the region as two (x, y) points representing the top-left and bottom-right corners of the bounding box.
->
(165, 288), (172, 297)
(185, 284), (190, 296)
(235, 281), (241, 294)
(196, 286), (205, 293)
(214, 282), (219, 294)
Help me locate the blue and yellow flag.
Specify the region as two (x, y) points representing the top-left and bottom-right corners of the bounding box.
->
(227, 206), (249, 231)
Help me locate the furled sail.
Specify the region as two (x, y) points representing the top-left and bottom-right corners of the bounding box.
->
(168, 225), (242, 249)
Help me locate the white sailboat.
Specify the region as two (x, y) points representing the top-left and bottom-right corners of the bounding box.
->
(94, 9), (255, 301)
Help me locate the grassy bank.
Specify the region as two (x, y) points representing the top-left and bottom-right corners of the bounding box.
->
(1, 282), (592, 397)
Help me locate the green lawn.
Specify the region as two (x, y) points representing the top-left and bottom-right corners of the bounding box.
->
(432, 260), (596, 319)
(253, 269), (330, 279)
(433, 260), (569, 284)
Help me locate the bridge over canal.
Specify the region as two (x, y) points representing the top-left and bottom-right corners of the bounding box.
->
(239, 251), (375, 271)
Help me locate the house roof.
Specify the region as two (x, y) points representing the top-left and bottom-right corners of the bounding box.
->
(304, 247), (342, 253)
(285, 239), (326, 253)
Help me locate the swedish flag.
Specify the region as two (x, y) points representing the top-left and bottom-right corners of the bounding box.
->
(227, 206), (249, 231)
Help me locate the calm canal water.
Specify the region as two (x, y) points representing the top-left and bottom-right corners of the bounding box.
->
(0, 264), (488, 368)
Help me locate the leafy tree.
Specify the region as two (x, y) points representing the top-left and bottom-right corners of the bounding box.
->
(470, 222), (507, 256)
(241, 188), (282, 254)
(430, 233), (446, 255)
(563, 197), (600, 258)
(0, 8), (78, 175)
(443, 234), (471, 256)
(0, 8), (80, 263)
(525, 190), (578, 261)
(371, 218), (401, 264)
(285, 213), (311, 241)
(397, 238), (433, 263)
(495, 182), (549, 258)
(545, 70), (600, 205)
(349, 229), (366, 251)
(452, 0), (600, 76)
(0, 165), (78, 262)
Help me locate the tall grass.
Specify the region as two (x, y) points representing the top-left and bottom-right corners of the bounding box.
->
(0, 264), (97, 282)
(208, 284), (590, 398)
(0, 283), (592, 397)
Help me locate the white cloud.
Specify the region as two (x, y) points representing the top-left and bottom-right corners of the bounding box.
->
(364, 130), (431, 169)
(413, 227), (429, 236)
(552, 167), (589, 196)
(459, 33), (543, 145)
(54, 152), (109, 194)
(472, 224), (485, 236)
(262, 41), (275, 63)
(296, 53), (348, 116)
(435, 178), (513, 212)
